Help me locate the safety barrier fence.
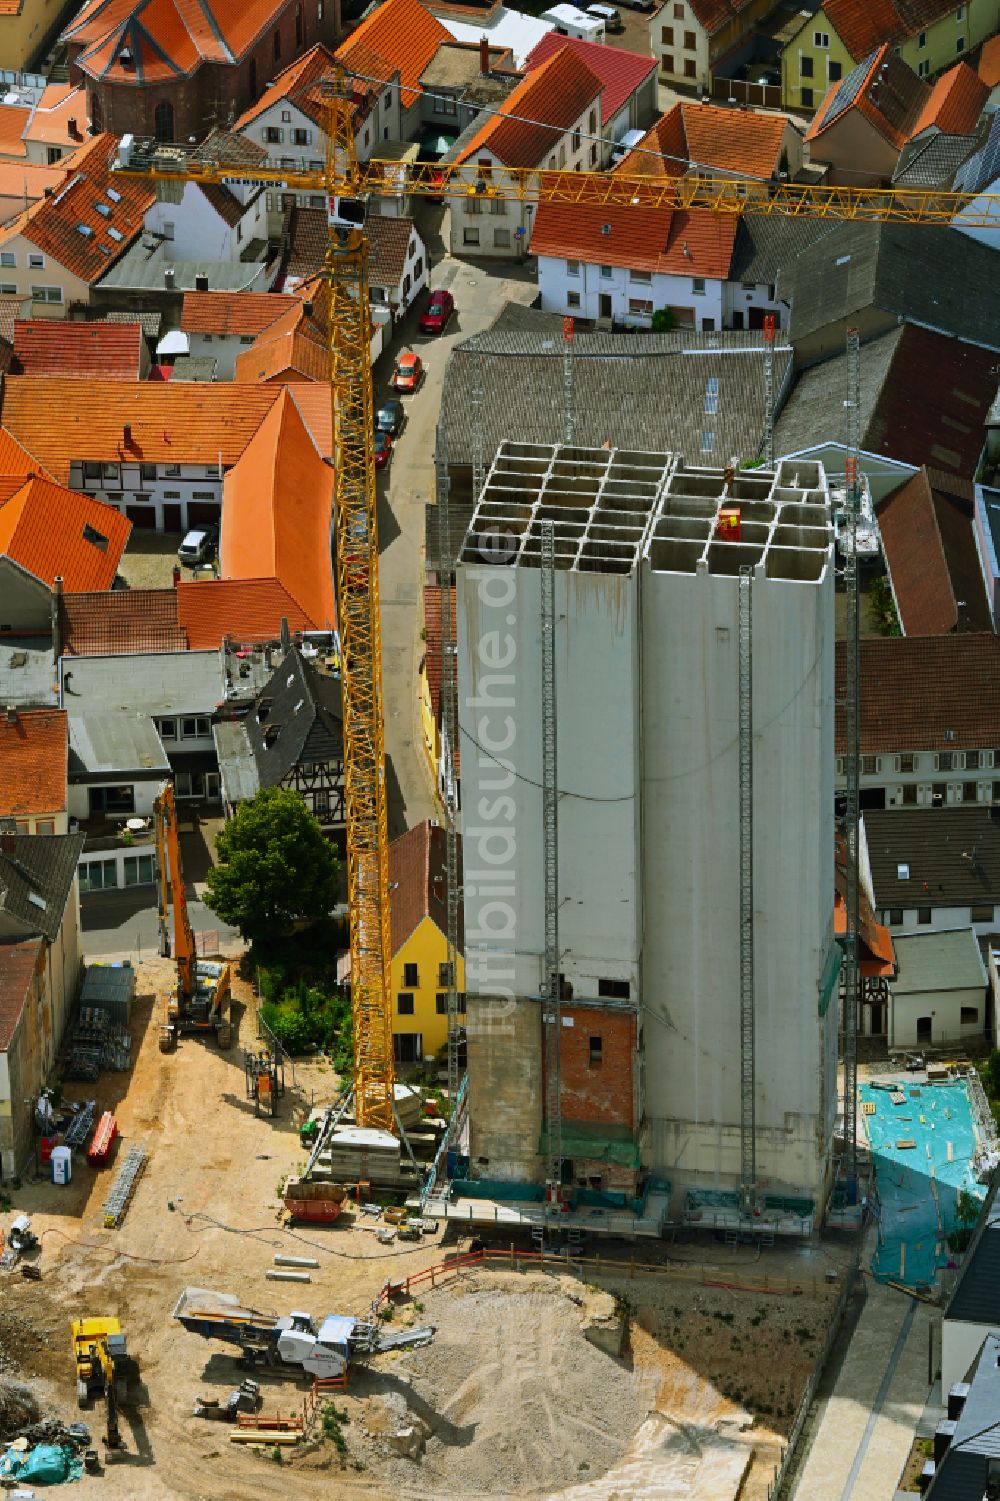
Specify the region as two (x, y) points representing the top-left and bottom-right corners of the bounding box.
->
(236, 1373), (350, 1436)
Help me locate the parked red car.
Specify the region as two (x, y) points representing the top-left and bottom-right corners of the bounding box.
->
(391, 350), (423, 393)
(374, 430), (392, 469)
(419, 288), (454, 335)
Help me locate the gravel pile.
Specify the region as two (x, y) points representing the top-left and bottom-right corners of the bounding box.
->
(376, 1279), (651, 1497)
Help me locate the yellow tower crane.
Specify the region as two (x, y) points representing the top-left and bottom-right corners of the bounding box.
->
(114, 86), (1000, 1138)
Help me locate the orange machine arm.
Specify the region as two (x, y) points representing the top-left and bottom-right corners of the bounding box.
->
(153, 781), (195, 1002)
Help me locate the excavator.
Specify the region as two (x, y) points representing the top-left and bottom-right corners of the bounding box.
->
(71, 1317), (139, 1452)
(153, 780), (231, 1052)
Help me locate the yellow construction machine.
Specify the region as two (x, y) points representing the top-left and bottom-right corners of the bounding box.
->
(153, 780), (232, 1051)
(71, 1317), (138, 1452)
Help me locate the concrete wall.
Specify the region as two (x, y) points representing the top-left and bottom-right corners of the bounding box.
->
(943, 1317), (994, 1392)
(888, 983), (986, 1049)
(466, 994), (543, 1178)
(145, 182), (267, 263)
(640, 547), (837, 1198)
(0, 559), (52, 632)
(806, 110), (900, 187)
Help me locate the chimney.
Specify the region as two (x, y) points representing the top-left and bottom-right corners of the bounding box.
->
(164, 269), (175, 290)
(480, 35), (490, 75)
(172, 565), (181, 587)
(195, 273), (209, 292)
(303, 299), (313, 317)
(123, 421), (132, 447)
(67, 115), (80, 139)
(5, 704), (17, 724)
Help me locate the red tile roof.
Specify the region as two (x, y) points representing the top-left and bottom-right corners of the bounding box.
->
(336, 0), (450, 105)
(59, 587), (185, 654)
(0, 134), (154, 285)
(979, 33), (1000, 89)
(523, 33), (656, 120)
(456, 47), (604, 167)
(234, 325), (327, 383)
(835, 634), (1000, 754)
(221, 389), (335, 629)
(0, 427), (50, 480)
(683, 0), (767, 38)
(866, 325), (996, 480)
(876, 469), (956, 635)
(234, 42), (340, 130)
(621, 100), (790, 180)
(66, 0), (310, 84)
(388, 819), (462, 954)
(0, 105), (30, 159)
(908, 61), (988, 136)
(176, 577), (316, 646)
(181, 290), (300, 336)
(0, 161), (69, 204)
(805, 46), (926, 150)
(530, 199), (736, 278)
(0, 708), (67, 818)
(24, 85), (88, 149)
(0, 379), (329, 482)
(822, 0), (959, 59)
(13, 318), (144, 379)
(0, 477), (130, 591)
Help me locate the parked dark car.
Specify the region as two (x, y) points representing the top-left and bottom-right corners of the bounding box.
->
(377, 398), (405, 437)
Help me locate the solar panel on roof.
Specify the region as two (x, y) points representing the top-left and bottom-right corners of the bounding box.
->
(955, 113), (1000, 195)
(814, 51), (876, 133)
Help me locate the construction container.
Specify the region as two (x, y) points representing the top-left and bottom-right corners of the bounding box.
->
(79, 962), (136, 1029)
(282, 1179), (346, 1224)
(51, 1146), (72, 1185)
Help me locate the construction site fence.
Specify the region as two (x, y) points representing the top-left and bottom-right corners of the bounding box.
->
(235, 1374), (350, 1437)
(377, 1246), (845, 1303)
(766, 1256), (862, 1501)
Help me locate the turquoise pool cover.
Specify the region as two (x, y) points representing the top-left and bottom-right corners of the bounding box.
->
(861, 1079), (986, 1289)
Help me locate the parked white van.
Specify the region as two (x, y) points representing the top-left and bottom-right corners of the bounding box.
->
(541, 3), (605, 39)
(586, 3), (623, 29)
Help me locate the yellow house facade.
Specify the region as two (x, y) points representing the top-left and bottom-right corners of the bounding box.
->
(388, 820), (464, 1066)
(782, 0), (997, 113)
(0, 0), (71, 73)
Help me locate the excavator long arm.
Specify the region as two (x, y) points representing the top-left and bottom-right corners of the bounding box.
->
(153, 780), (195, 1003)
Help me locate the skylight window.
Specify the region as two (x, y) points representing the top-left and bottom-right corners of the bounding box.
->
(704, 376), (719, 415)
(701, 430), (715, 452)
(106, 187), (121, 203)
(76, 223), (93, 237)
(107, 227), (123, 242)
(28, 891), (46, 910)
(82, 523), (108, 551)
(95, 202), (111, 217)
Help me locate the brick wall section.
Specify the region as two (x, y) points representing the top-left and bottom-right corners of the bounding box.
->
(71, 0), (341, 142)
(557, 1006), (636, 1130)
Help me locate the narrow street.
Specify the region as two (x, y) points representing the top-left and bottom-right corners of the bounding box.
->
(374, 208), (537, 838)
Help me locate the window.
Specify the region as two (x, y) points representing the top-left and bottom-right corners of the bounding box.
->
(436, 993), (448, 1015)
(397, 992), (414, 1015)
(88, 785), (135, 816)
(493, 228), (510, 248)
(673, 2), (683, 14)
(956, 35), (965, 50)
(836, 756), (845, 775)
(813, 29), (829, 45)
(956, 3), (965, 15)
(164, 463), (181, 477)
(83, 461), (102, 482)
(80, 858), (118, 894)
(700, 430), (714, 453)
(192, 491), (216, 501)
(403, 962), (419, 987)
(124, 854), (155, 887)
(413, 257), (423, 278)
(0, 284), (15, 296)
(631, 270), (652, 285)
(862, 755), (880, 775)
(273, 29), (282, 60)
(463, 227), (480, 246)
(181, 716), (210, 738)
(590, 143), (598, 166)
(629, 297), (653, 315)
(28, 252), (43, 268)
(292, 128), (311, 146)
(903, 783), (917, 804)
(918, 28), (927, 45)
(572, 129), (581, 152)
(384, 89), (393, 110)
(662, 53), (675, 71)
(801, 86), (813, 106)
(439, 962), (454, 987)
(801, 54), (814, 76)
(971, 906), (993, 923)
(964, 750), (981, 769)
(589, 1035), (603, 1065)
(102, 462), (119, 482)
(567, 259), (580, 277)
(82, 523), (108, 550)
(394, 1033), (422, 1063)
(598, 978), (630, 999)
(31, 285), (61, 303)
(0, 251), (14, 268)
(960, 1006), (980, 1026)
(918, 59), (929, 76)
(35, 819), (55, 835)
(567, 291), (581, 308)
(265, 126), (284, 144)
(684, 28), (695, 46)
(438, 93), (457, 116)
(158, 718), (177, 740)
(898, 754), (915, 773)
(964, 781), (978, 802)
(994, 781), (1000, 801)
(467, 196), (482, 215)
(154, 100), (174, 141)
(887, 909), (903, 925)
(489, 197), (506, 214)
(829, 59), (842, 80)
(918, 907), (932, 924)
(661, 25), (673, 41)
(704, 375), (719, 414)
(691, 277), (705, 294)
(684, 58), (696, 77)
(937, 752), (953, 771)
(600, 264), (613, 279)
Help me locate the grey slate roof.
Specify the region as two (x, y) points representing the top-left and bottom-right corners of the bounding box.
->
(865, 808), (1000, 912)
(244, 646), (343, 789)
(728, 215), (839, 289)
(213, 718), (260, 806)
(97, 241), (267, 294)
(59, 651), (225, 717)
(0, 833), (85, 942)
(774, 327), (903, 458)
(0, 638), (57, 708)
(103, 310), (163, 337)
(786, 221), (1000, 350)
(889, 928), (986, 995)
(68, 712), (170, 780)
(927, 1333), (1000, 1498)
(893, 129), (980, 188)
(945, 1179), (1000, 1328)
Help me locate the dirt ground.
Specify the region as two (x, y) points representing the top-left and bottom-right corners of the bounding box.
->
(0, 956), (844, 1500)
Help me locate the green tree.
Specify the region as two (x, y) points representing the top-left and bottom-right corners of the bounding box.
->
(204, 788), (338, 944)
(982, 1049), (1000, 1101)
